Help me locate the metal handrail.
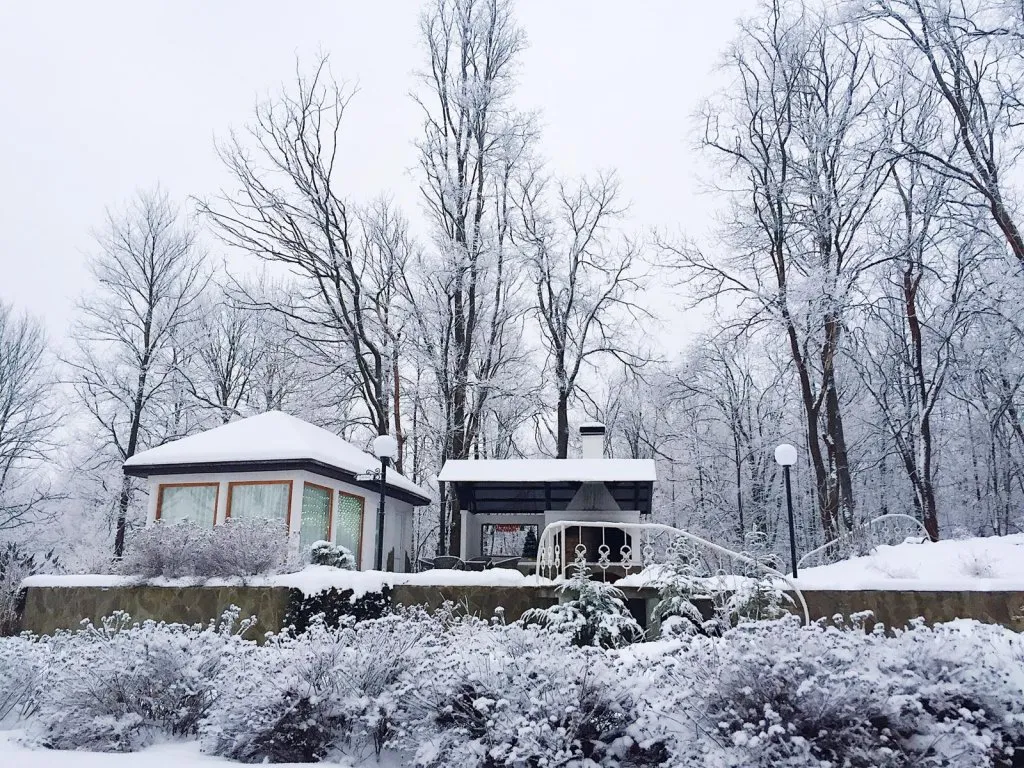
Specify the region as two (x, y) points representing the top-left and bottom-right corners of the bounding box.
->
(796, 513), (931, 571)
(535, 520), (810, 624)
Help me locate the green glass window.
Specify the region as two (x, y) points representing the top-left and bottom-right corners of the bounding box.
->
(158, 484), (218, 527)
(300, 484), (332, 553)
(227, 482), (291, 526)
(335, 493), (364, 566)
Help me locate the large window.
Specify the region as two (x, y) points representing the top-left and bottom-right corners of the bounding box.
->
(299, 483), (333, 553)
(481, 523), (538, 558)
(335, 492), (364, 567)
(227, 481), (292, 528)
(157, 483), (218, 527)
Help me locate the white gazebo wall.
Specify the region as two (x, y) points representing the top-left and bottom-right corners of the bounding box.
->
(144, 468), (413, 572)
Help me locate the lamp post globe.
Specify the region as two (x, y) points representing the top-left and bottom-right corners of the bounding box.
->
(373, 435), (398, 461)
(372, 434), (398, 571)
(774, 443), (800, 578)
(774, 443), (797, 467)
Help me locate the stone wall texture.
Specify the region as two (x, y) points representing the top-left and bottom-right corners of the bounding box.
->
(14, 585), (1024, 637)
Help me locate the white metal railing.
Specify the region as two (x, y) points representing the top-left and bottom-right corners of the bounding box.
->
(796, 514), (931, 572)
(535, 520), (809, 624)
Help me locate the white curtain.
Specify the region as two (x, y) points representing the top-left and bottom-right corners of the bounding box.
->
(159, 485), (217, 527)
(229, 483), (290, 524)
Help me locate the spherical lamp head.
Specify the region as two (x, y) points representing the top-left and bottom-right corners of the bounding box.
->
(373, 434), (399, 460)
(774, 443), (798, 467)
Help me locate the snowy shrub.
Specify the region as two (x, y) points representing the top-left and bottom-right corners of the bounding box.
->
(670, 617), (1024, 767)
(721, 577), (792, 626)
(120, 521), (212, 578)
(650, 542), (716, 638)
(121, 518), (290, 578)
(284, 586), (392, 633)
(0, 542), (59, 634)
(407, 619), (667, 768)
(0, 635), (44, 722)
(201, 518), (290, 577)
(960, 550), (998, 578)
(521, 558), (644, 648)
(32, 609), (254, 751)
(309, 540), (356, 569)
(204, 609), (438, 763)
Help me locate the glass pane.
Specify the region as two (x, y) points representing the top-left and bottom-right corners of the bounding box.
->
(229, 483), (290, 525)
(159, 485), (217, 527)
(300, 484), (332, 553)
(336, 494), (364, 566)
(481, 523), (538, 558)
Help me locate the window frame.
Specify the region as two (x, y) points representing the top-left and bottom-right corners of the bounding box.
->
(337, 491), (365, 568)
(155, 482), (220, 527)
(300, 481), (335, 546)
(225, 479), (294, 530)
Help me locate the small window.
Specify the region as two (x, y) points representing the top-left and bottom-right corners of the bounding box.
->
(335, 492), (364, 567)
(227, 481), (292, 528)
(157, 483), (218, 527)
(300, 483), (333, 553)
(481, 523), (539, 558)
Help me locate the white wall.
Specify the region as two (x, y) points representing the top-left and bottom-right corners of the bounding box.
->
(144, 469), (417, 572)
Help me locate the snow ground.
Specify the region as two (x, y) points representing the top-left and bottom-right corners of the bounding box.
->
(22, 564), (553, 597)
(792, 533), (1024, 591)
(0, 734), (230, 768)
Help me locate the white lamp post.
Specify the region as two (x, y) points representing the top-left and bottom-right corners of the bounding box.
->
(372, 435), (399, 572)
(774, 443), (799, 578)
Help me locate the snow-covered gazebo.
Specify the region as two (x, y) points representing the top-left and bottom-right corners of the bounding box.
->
(123, 411), (431, 572)
(438, 423), (656, 570)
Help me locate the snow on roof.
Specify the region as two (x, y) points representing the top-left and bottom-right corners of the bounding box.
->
(437, 458), (656, 484)
(124, 411), (429, 502)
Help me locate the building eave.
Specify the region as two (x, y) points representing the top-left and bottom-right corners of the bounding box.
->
(124, 458), (432, 507)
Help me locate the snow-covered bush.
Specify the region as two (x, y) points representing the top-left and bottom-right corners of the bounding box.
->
(521, 558), (644, 648)
(0, 635), (44, 722)
(650, 541), (715, 638)
(121, 519), (290, 578)
(204, 608), (439, 763)
(201, 518), (289, 577)
(406, 619), (667, 768)
(309, 540), (356, 569)
(32, 609), (254, 751)
(668, 617), (1024, 767)
(120, 521), (211, 578)
(0, 542), (59, 634)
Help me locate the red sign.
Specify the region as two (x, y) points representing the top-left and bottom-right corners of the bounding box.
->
(495, 524), (522, 533)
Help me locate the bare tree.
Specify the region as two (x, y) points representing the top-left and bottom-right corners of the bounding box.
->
(200, 59), (409, 452)
(410, 0), (535, 554)
(0, 302), (60, 530)
(866, 0), (1024, 267)
(186, 288), (261, 424)
(66, 188), (206, 556)
(518, 172), (651, 457)
(662, 1), (892, 539)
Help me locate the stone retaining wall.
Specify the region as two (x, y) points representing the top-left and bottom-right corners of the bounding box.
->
(14, 585), (1024, 637)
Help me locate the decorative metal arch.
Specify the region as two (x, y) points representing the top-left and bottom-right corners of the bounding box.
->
(535, 520), (810, 624)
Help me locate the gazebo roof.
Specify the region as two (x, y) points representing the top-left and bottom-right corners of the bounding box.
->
(123, 411), (431, 506)
(438, 458), (656, 515)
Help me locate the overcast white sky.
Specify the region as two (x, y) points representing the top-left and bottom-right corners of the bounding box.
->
(0, 0), (756, 343)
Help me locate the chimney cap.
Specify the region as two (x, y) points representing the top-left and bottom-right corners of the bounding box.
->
(579, 422), (606, 436)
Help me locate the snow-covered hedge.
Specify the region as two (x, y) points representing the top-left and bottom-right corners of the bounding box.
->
(120, 519), (290, 578)
(1, 607), (1023, 766)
